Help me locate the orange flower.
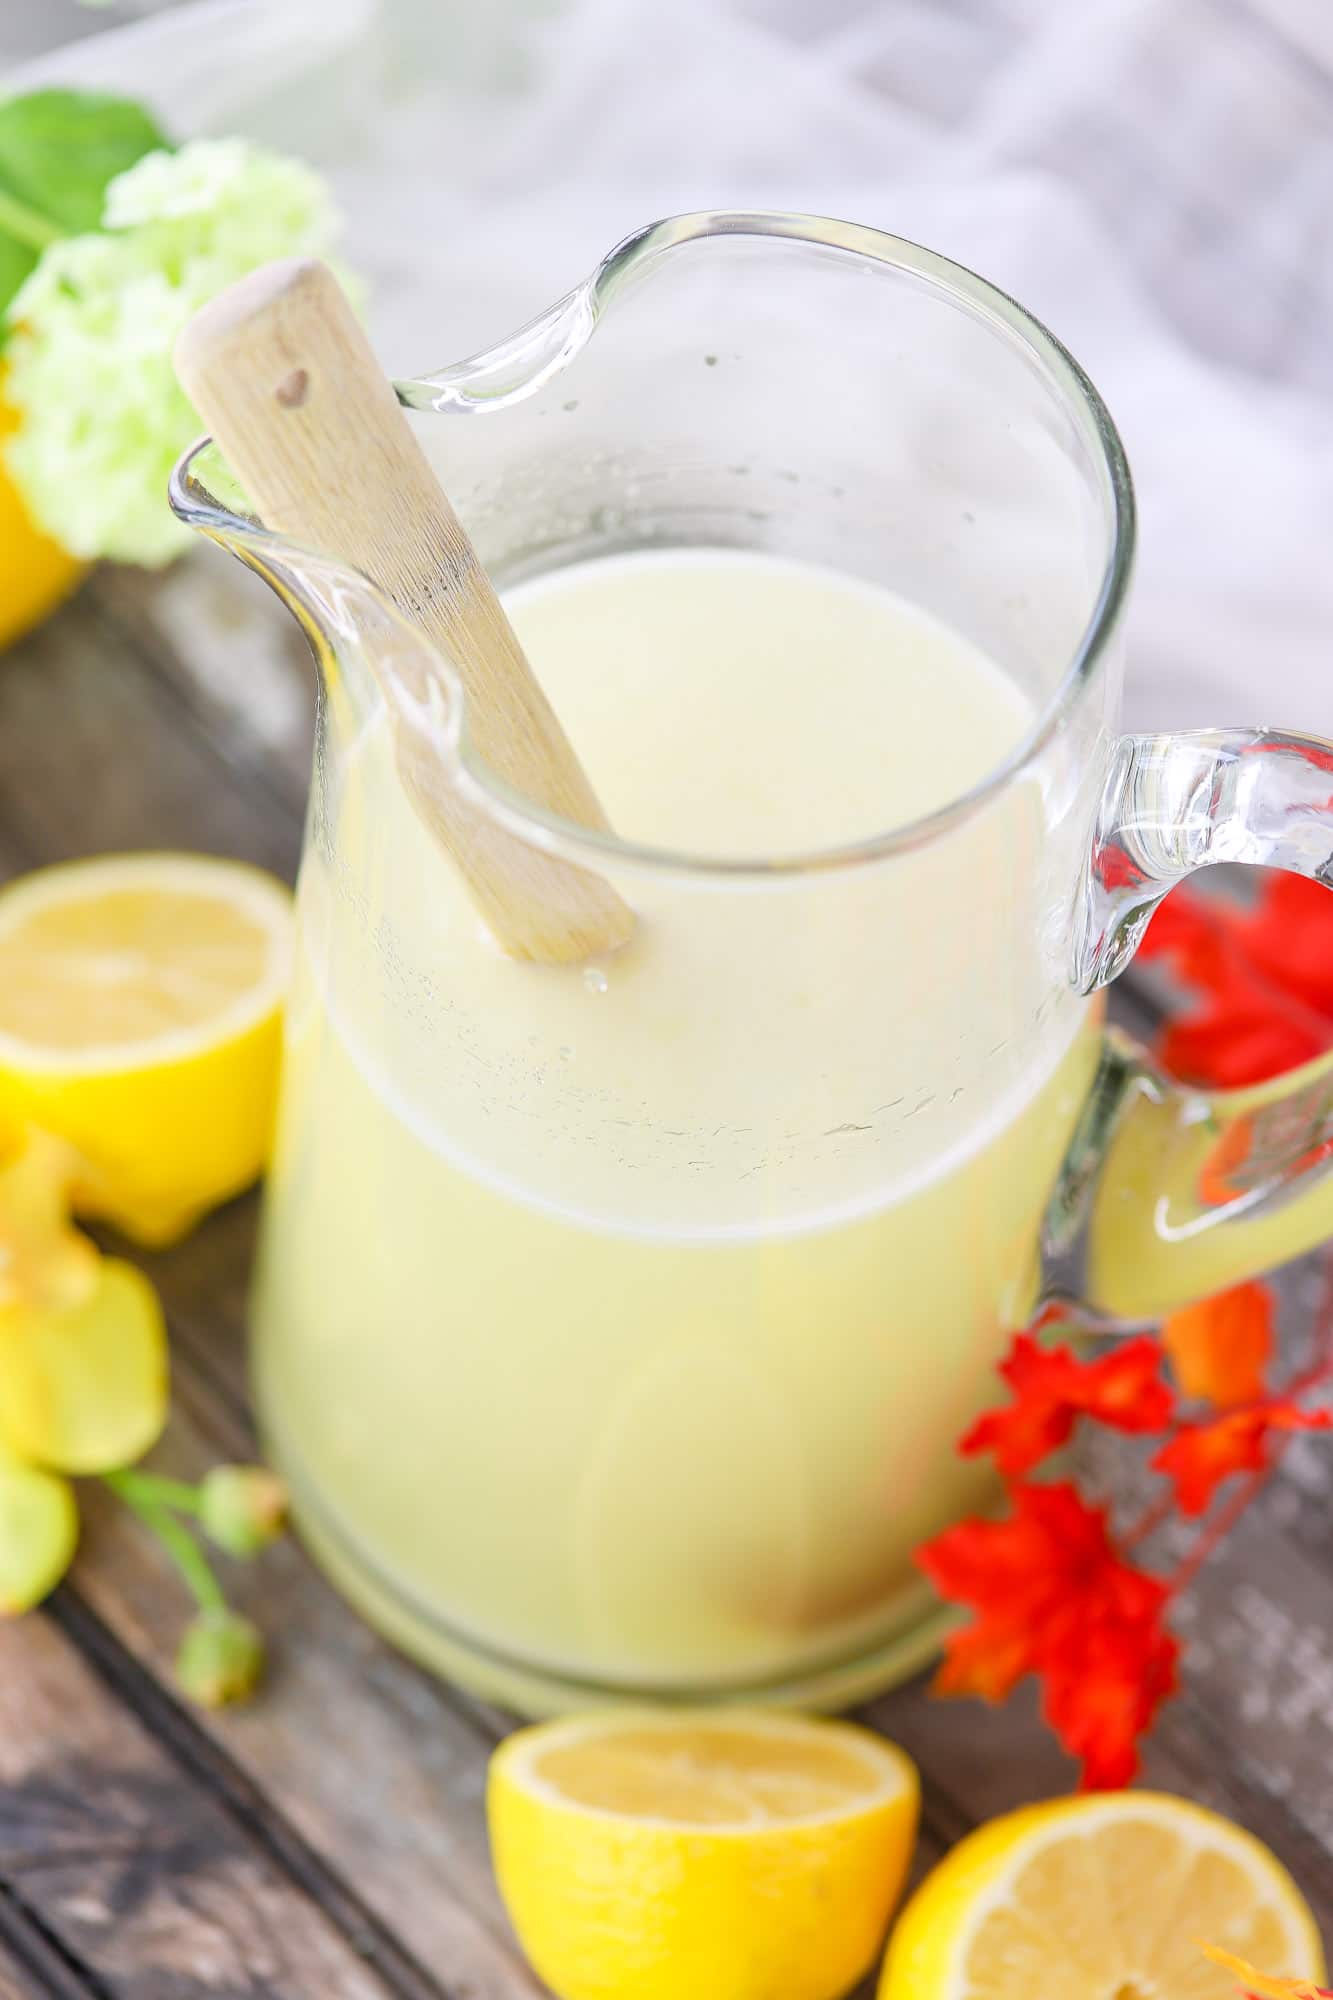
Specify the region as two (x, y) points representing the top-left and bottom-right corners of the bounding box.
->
(1163, 1282), (1273, 1408)
(1200, 1941), (1332, 1997)
(1197, 1115), (1256, 1208)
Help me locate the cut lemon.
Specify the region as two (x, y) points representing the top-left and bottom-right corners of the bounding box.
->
(0, 855), (292, 1245)
(488, 1709), (919, 2000)
(0, 387), (85, 651)
(879, 1791), (1324, 2000)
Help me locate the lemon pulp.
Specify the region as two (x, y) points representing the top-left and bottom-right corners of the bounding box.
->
(0, 854), (291, 1244)
(880, 1792), (1325, 2000)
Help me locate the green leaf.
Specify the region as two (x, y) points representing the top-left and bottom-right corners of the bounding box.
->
(0, 89), (171, 323)
(0, 89), (170, 233)
(0, 231), (36, 333)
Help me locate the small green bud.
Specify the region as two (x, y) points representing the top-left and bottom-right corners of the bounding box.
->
(198, 1464), (288, 1558)
(176, 1607), (265, 1707)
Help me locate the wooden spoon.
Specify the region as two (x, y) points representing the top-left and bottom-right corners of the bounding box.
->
(174, 257), (633, 964)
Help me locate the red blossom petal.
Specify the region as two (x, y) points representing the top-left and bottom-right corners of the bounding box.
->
(959, 1336), (1083, 1473)
(1139, 877), (1333, 1087)
(1242, 871), (1333, 1019)
(919, 1482), (1179, 1787)
(919, 1484), (1094, 1700)
(1153, 1402), (1333, 1516)
(1162, 1282), (1274, 1408)
(1041, 1594), (1179, 1791)
(1160, 1005), (1325, 1091)
(1077, 1338), (1176, 1432)
(932, 1617), (1033, 1704)
(960, 1333), (1173, 1476)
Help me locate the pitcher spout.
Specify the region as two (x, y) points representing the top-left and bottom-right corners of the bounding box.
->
(171, 436), (418, 691)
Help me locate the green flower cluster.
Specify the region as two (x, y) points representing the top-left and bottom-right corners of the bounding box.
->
(3, 126), (344, 565)
(107, 1464), (288, 1706)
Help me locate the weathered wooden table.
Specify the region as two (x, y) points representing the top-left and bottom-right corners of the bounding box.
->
(1, 556), (1332, 2000)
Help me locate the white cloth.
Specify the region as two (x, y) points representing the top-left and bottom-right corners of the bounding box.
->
(11, 0), (1333, 734)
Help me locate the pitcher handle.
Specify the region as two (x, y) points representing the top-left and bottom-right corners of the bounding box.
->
(1069, 728), (1333, 1319)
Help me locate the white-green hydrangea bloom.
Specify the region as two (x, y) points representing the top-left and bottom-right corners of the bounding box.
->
(3, 140), (344, 566)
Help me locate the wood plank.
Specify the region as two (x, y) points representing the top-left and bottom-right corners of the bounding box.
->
(0, 1617), (413, 2000)
(67, 1391), (542, 1999)
(1141, 1489), (1333, 1885)
(0, 1929), (42, 2000)
(0, 1931), (52, 2000)
(0, 1884), (98, 2000)
(0, 591), (300, 880)
(91, 557), (316, 804)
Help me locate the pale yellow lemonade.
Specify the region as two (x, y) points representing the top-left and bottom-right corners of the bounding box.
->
(254, 550), (1101, 1697)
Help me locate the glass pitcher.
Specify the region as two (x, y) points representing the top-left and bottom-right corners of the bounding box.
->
(170, 211), (1333, 1715)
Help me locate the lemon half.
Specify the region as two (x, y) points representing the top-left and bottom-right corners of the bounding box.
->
(880, 1790), (1324, 2000)
(0, 854), (292, 1244)
(489, 1709), (919, 2000)
(0, 389), (85, 650)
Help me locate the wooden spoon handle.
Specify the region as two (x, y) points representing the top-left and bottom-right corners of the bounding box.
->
(174, 257), (633, 964)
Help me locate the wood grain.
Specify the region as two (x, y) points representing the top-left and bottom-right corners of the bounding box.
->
(0, 1887), (98, 2000)
(0, 1617), (402, 2000)
(173, 258), (633, 964)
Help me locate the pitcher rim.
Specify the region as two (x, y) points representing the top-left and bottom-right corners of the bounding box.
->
(169, 208), (1136, 882)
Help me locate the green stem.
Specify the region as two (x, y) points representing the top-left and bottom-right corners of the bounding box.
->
(103, 1469), (224, 1612)
(0, 186), (61, 253)
(106, 1469), (203, 1515)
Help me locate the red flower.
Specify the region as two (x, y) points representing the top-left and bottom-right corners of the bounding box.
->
(1153, 1402), (1332, 1516)
(1139, 875), (1333, 1086)
(1162, 1282), (1273, 1408)
(960, 1333), (1174, 1476)
(1244, 870), (1333, 1018)
(918, 1482), (1180, 1788)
